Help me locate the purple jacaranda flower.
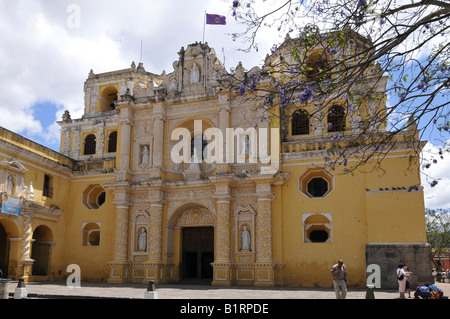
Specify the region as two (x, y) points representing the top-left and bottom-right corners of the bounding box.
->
(417, 81), (426, 91)
(299, 87), (314, 104)
(239, 83), (246, 96)
(332, 134), (342, 141)
(358, 0), (367, 7)
(280, 96), (289, 107)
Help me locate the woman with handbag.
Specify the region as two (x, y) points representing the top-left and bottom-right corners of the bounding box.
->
(397, 264), (410, 299)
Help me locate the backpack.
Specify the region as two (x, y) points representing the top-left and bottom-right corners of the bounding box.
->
(414, 285), (432, 299)
(397, 269), (404, 280)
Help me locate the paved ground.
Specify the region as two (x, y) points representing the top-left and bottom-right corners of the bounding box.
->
(4, 280), (450, 299)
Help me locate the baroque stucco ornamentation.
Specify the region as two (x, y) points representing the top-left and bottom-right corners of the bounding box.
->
(113, 206), (129, 261)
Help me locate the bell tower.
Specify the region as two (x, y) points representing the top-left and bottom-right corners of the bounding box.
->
(58, 62), (163, 160)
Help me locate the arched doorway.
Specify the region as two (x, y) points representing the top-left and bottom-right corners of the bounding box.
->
(31, 225), (53, 276)
(167, 203), (216, 282)
(0, 219), (19, 278)
(182, 226), (214, 280)
(0, 223), (9, 278)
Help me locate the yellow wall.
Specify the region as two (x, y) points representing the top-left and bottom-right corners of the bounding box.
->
(0, 128), (72, 280)
(275, 151), (426, 287)
(62, 175), (116, 281)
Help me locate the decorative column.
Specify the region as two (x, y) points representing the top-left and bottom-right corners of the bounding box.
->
(119, 121), (132, 171)
(216, 199), (232, 262)
(95, 125), (105, 158)
(116, 100), (133, 180)
(143, 202), (165, 284)
(108, 101), (133, 282)
(149, 103), (165, 179)
(216, 95), (231, 174)
(108, 203), (131, 283)
(20, 208), (34, 281)
(211, 178), (233, 286)
(152, 104), (165, 168)
(148, 203), (164, 261)
(255, 181), (275, 287)
(256, 196), (273, 263)
(113, 205), (130, 261)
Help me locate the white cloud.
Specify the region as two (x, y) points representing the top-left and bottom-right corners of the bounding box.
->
(0, 0), (128, 144)
(0, 1), (274, 143)
(0, 0), (287, 150)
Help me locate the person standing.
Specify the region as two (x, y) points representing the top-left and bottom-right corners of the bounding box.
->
(404, 264), (413, 298)
(397, 263), (410, 299)
(436, 270), (442, 283)
(331, 259), (348, 299)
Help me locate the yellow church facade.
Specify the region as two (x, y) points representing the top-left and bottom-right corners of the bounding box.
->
(0, 39), (431, 289)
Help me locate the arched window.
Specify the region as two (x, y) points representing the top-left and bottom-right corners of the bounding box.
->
(327, 105), (346, 133)
(305, 51), (329, 81)
(108, 131), (117, 153)
(292, 109), (310, 135)
(82, 222), (100, 246)
(99, 86), (118, 112)
(304, 213), (332, 243)
(191, 135), (207, 160)
(84, 134), (96, 155)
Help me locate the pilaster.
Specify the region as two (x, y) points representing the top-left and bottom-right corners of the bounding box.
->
(211, 176), (233, 286)
(148, 203), (164, 262)
(19, 208), (34, 281)
(107, 184), (132, 283)
(254, 179), (276, 286)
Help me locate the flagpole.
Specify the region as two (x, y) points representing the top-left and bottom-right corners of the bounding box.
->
(203, 10), (206, 43)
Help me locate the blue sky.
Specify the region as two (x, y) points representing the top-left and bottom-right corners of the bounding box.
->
(0, 0), (448, 208)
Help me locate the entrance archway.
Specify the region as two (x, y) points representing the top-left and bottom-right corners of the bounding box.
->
(0, 219), (19, 278)
(167, 202), (216, 282)
(0, 223), (8, 278)
(31, 225), (53, 276)
(182, 226), (214, 279)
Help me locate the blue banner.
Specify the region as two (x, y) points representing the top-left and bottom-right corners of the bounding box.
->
(1, 193), (22, 216)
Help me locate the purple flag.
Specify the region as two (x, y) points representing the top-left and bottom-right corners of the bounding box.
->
(206, 13), (226, 25)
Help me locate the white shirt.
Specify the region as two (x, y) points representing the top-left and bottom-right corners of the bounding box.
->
(397, 268), (405, 280)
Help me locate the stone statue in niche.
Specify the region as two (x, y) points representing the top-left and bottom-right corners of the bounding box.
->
(169, 77), (178, 91)
(240, 225), (251, 251)
(183, 146), (201, 179)
(137, 227), (147, 251)
(210, 70), (218, 85)
(140, 145), (150, 165)
(190, 63), (200, 84)
(29, 182), (34, 200)
(6, 175), (14, 195)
